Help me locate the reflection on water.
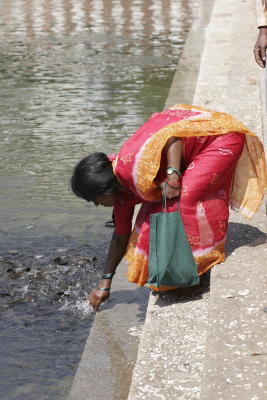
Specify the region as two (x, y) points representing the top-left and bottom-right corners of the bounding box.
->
(0, 0), (197, 398)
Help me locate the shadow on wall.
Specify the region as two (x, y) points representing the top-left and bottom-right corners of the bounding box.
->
(102, 287), (150, 322)
(226, 222), (266, 254)
(104, 277), (210, 311)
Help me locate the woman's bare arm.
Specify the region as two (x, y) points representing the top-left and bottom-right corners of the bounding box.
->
(163, 137), (182, 198)
(89, 231), (131, 311)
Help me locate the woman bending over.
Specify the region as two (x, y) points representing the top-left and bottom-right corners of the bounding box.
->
(71, 104), (267, 311)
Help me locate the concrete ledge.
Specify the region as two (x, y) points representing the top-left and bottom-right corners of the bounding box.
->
(128, 0), (267, 399)
(165, 0), (214, 109)
(200, 210), (267, 400)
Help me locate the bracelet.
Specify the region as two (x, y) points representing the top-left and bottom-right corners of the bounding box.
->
(166, 167), (181, 178)
(165, 179), (180, 189)
(101, 273), (115, 279)
(97, 287), (110, 292)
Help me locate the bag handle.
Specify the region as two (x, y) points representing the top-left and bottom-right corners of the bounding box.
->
(162, 182), (180, 213)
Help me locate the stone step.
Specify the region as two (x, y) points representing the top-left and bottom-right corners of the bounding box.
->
(127, 0), (267, 398)
(200, 211), (267, 400)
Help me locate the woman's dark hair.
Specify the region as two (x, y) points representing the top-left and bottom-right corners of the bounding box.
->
(71, 152), (118, 201)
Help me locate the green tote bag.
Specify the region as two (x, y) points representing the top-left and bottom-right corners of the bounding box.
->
(148, 187), (199, 289)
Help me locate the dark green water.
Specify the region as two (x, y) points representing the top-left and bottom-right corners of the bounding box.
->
(0, 0), (197, 398)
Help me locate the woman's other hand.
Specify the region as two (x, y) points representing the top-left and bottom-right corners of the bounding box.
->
(164, 184), (181, 199)
(254, 27), (267, 68)
(161, 177), (181, 199)
(88, 287), (110, 311)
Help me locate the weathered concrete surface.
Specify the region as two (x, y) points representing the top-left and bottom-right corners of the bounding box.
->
(165, 0), (214, 109)
(194, 1), (267, 398)
(127, 291), (211, 400)
(193, 0), (262, 134)
(200, 209), (267, 400)
(128, 0), (267, 399)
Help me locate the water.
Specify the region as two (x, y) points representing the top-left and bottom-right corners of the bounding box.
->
(0, 0), (198, 398)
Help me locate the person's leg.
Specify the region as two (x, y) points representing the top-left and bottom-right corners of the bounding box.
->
(180, 132), (245, 274)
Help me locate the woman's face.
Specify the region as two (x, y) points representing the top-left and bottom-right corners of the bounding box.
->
(92, 192), (116, 207)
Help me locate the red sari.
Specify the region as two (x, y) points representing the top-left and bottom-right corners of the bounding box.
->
(112, 105), (267, 290)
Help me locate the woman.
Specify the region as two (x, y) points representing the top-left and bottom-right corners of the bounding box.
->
(71, 104), (267, 311)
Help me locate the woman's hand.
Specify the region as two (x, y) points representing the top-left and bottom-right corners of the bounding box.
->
(254, 27), (267, 68)
(160, 179), (181, 199)
(164, 184), (181, 199)
(88, 287), (110, 311)
(87, 232), (131, 311)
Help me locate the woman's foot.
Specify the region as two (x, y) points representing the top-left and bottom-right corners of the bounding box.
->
(152, 283), (205, 300)
(172, 284), (205, 298)
(152, 290), (162, 300)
